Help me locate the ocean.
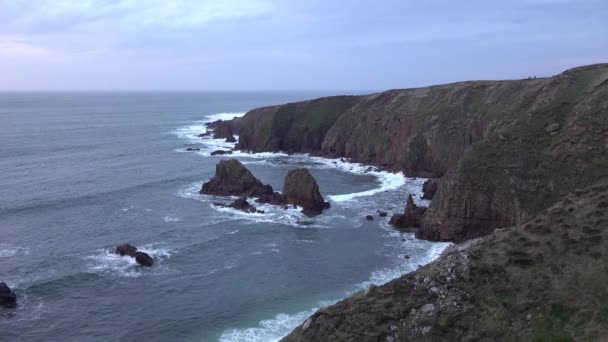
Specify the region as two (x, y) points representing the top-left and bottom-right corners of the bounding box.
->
(0, 92), (449, 341)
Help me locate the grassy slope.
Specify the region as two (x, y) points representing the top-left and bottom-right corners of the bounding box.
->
(282, 180), (608, 341)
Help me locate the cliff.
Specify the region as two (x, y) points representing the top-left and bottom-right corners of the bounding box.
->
(282, 180), (608, 341)
(227, 64), (608, 241)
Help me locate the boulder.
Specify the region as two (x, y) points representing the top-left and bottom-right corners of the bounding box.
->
(379, 211), (388, 217)
(134, 251), (154, 267)
(256, 192), (288, 206)
(366, 215), (374, 221)
(210, 150), (232, 156)
(200, 159), (274, 197)
(115, 244), (138, 257)
(0, 282), (16, 308)
(422, 179), (438, 200)
(283, 169), (327, 216)
(389, 194), (427, 229)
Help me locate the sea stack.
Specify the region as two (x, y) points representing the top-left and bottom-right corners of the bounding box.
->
(200, 159), (274, 197)
(283, 168), (328, 217)
(389, 194), (427, 229)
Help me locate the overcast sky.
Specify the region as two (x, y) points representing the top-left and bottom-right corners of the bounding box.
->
(0, 0), (606, 90)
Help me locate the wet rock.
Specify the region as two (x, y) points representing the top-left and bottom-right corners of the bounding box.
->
(210, 150), (232, 156)
(283, 168), (326, 216)
(0, 282), (16, 308)
(256, 192), (288, 206)
(225, 134), (236, 143)
(421, 303), (435, 313)
(366, 215), (374, 221)
(389, 194), (427, 229)
(115, 244), (138, 257)
(379, 211), (388, 217)
(185, 147), (201, 151)
(200, 159), (274, 197)
(134, 251), (154, 267)
(422, 179), (438, 200)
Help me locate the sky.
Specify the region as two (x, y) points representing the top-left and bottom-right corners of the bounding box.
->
(0, 0), (606, 91)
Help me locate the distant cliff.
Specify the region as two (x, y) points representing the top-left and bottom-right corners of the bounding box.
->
(227, 64), (608, 242)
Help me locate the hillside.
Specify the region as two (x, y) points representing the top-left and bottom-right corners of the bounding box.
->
(227, 64), (608, 241)
(282, 180), (608, 341)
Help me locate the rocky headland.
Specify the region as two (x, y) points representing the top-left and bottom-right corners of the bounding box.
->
(207, 64), (608, 340)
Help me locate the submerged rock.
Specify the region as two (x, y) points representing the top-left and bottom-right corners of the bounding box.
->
(115, 244), (138, 257)
(389, 194), (427, 229)
(0, 282), (16, 308)
(134, 251), (154, 267)
(422, 179), (438, 200)
(185, 147), (201, 151)
(379, 211), (388, 217)
(200, 159), (274, 197)
(283, 169), (327, 216)
(366, 215), (374, 221)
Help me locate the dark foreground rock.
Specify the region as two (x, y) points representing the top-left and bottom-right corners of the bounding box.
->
(0, 282), (16, 308)
(115, 244), (154, 267)
(282, 181), (608, 341)
(283, 169), (328, 216)
(115, 244), (138, 257)
(389, 194), (427, 229)
(421, 179), (438, 200)
(200, 159), (274, 197)
(134, 252), (154, 267)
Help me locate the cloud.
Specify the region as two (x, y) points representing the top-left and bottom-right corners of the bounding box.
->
(0, 38), (50, 57)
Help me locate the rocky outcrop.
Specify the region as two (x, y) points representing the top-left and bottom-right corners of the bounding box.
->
(421, 179), (438, 200)
(225, 64), (608, 241)
(200, 159), (274, 197)
(283, 169), (328, 216)
(215, 197), (266, 214)
(210, 150), (232, 156)
(115, 244), (138, 257)
(134, 252), (154, 267)
(0, 282), (16, 308)
(206, 120), (235, 140)
(389, 194), (427, 229)
(282, 181), (608, 341)
(115, 244), (153, 267)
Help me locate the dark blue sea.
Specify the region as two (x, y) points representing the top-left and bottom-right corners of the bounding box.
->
(0, 92), (448, 341)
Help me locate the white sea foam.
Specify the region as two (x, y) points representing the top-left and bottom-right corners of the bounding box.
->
(85, 244), (173, 278)
(0, 245), (30, 258)
(173, 112), (245, 155)
(163, 215), (181, 223)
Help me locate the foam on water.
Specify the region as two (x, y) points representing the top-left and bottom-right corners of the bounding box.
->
(85, 244), (173, 278)
(0, 245), (30, 258)
(163, 215), (181, 223)
(173, 112), (245, 155)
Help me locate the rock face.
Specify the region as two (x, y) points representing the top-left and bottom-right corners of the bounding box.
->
(282, 169), (327, 216)
(225, 64), (608, 242)
(421, 179), (438, 200)
(0, 282), (17, 308)
(200, 159), (274, 197)
(206, 120), (234, 140)
(389, 194), (427, 229)
(282, 181), (608, 341)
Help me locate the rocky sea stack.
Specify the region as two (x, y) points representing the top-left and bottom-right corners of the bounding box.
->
(283, 168), (329, 216)
(200, 159), (273, 197)
(389, 194), (427, 229)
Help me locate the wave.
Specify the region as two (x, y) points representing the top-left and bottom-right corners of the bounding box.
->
(172, 112), (245, 155)
(85, 244), (174, 278)
(0, 245), (30, 258)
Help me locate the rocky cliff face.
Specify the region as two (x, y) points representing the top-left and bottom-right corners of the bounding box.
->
(282, 181), (608, 341)
(226, 64), (608, 241)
